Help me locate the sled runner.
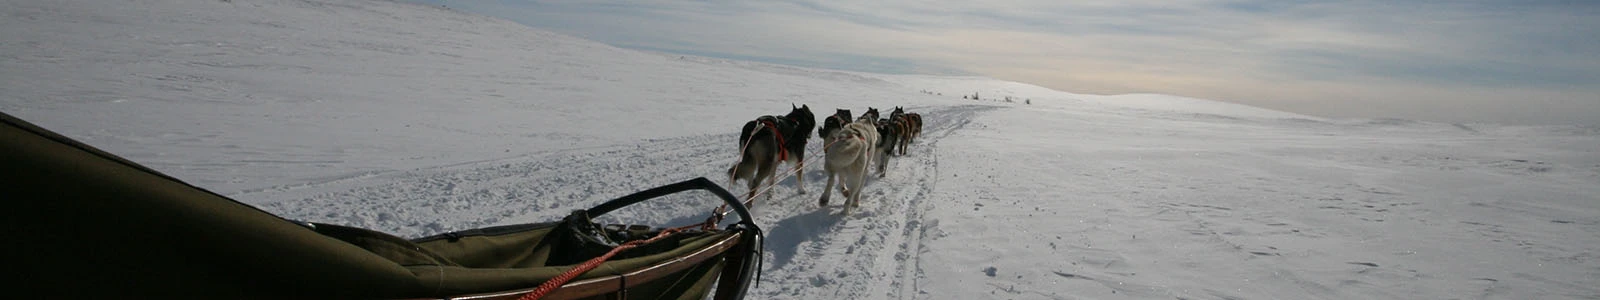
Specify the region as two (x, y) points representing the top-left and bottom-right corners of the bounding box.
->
(3, 111), (763, 300)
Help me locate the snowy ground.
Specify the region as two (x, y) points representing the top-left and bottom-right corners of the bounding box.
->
(4, 0), (1598, 299)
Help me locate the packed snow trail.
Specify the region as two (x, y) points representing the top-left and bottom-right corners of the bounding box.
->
(755, 104), (991, 299)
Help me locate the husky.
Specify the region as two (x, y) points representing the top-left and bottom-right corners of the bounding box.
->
(905, 111), (922, 143)
(728, 104), (816, 208)
(889, 106), (918, 154)
(875, 117), (900, 176)
(857, 107), (880, 124)
(820, 119), (878, 215)
(818, 109), (852, 139)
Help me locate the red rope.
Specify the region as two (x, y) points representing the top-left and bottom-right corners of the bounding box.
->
(517, 226), (695, 300)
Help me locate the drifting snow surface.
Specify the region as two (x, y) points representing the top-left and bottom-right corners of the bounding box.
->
(4, 0), (1598, 299)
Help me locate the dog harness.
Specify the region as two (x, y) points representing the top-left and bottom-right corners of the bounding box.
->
(759, 118), (789, 161)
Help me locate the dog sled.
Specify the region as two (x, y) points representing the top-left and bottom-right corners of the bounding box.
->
(3, 111), (763, 300)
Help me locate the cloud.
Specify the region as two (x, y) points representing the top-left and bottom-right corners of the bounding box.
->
(413, 0), (1600, 125)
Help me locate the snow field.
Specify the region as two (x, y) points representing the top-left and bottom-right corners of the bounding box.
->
(4, 0), (1597, 299)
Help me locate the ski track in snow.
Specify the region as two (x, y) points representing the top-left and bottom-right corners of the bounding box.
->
(756, 104), (991, 299)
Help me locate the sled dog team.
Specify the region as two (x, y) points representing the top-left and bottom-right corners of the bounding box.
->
(727, 104), (924, 215)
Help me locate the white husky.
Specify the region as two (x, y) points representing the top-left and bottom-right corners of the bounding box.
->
(820, 120), (879, 215)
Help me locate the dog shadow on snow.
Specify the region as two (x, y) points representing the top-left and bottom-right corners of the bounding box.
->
(764, 208), (841, 271)
(762, 169), (884, 271)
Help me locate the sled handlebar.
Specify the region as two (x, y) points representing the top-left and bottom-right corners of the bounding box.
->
(585, 177), (756, 227)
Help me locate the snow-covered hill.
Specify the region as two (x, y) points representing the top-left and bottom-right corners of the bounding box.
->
(4, 0), (1597, 299)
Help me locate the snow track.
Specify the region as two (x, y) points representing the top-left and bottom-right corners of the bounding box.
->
(757, 105), (991, 299)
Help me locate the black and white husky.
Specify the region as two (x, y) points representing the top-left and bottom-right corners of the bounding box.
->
(728, 104), (815, 208)
(820, 119), (878, 215)
(875, 117), (901, 176)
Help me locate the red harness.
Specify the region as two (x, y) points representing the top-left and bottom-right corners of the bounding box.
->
(760, 118), (789, 161)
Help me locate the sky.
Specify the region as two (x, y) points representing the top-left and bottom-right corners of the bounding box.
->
(409, 0), (1600, 125)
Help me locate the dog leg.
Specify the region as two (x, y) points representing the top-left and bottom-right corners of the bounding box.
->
(744, 158), (767, 209)
(842, 174), (853, 215)
(744, 173), (760, 208)
(842, 168), (860, 215)
(761, 160), (779, 204)
(820, 171), (834, 207)
(795, 158), (806, 195)
(766, 169), (778, 204)
(874, 148), (885, 178)
(855, 169), (867, 209)
(843, 171), (858, 215)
